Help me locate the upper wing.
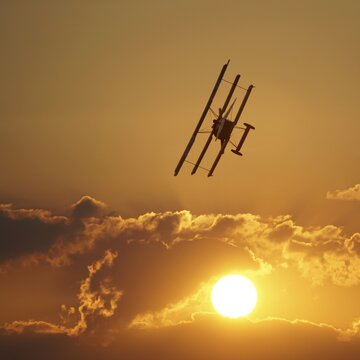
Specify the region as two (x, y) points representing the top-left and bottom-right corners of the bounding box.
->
(174, 60), (230, 176)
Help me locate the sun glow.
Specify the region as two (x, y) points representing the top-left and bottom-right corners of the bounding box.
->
(211, 274), (257, 318)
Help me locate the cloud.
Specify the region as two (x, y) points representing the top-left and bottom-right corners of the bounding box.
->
(345, 233), (360, 254)
(284, 225), (360, 286)
(2, 249), (122, 336)
(326, 184), (360, 201)
(1, 200), (360, 287)
(129, 280), (214, 329)
(0, 203), (74, 264)
(1, 197), (360, 355)
(2, 315), (360, 360)
(71, 196), (106, 219)
(157, 317), (360, 360)
(0, 196), (108, 268)
(129, 279), (360, 343)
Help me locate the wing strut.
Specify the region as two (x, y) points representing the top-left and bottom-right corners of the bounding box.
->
(191, 74), (241, 175)
(174, 60), (229, 176)
(207, 84), (254, 177)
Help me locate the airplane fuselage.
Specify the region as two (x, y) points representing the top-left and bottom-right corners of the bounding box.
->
(212, 118), (234, 141)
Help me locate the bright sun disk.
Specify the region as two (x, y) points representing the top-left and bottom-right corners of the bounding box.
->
(211, 274), (257, 318)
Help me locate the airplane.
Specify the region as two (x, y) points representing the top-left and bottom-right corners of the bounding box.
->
(174, 60), (255, 177)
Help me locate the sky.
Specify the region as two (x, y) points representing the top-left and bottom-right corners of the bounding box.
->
(0, 1), (359, 359)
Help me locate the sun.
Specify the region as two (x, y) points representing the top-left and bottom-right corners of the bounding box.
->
(211, 274), (257, 318)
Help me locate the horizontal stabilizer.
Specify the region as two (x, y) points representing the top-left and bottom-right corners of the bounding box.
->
(231, 149), (243, 156)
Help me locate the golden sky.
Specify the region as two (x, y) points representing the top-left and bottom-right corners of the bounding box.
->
(0, 1), (359, 359)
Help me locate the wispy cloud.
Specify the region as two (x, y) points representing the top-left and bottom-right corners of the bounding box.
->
(326, 184), (360, 201)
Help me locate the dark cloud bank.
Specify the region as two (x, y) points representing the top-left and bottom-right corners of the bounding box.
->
(1, 317), (360, 360)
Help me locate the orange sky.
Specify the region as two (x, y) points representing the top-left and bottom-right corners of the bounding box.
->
(0, 1), (359, 359)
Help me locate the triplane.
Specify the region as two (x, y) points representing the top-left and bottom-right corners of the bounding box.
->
(174, 60), (255, 177)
